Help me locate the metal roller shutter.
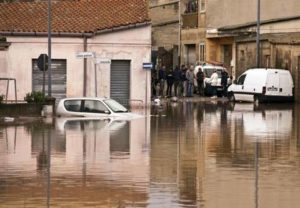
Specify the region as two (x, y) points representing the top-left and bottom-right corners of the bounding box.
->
(32, 59), (66, 101)
(110, 60), (130, 106)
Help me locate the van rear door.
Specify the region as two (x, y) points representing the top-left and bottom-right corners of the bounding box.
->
(279, 73), (293, 96)
(265, 72), (279, 96)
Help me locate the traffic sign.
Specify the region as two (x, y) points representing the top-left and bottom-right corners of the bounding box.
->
(96, 58), (111, 64)
(37, 54), (48, 71)
(143, 62), (153, 69)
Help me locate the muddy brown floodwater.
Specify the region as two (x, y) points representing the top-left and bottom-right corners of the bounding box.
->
(1, 100), (300, 207)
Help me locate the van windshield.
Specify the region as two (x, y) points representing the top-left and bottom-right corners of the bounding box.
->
(103, 99), (128, 113)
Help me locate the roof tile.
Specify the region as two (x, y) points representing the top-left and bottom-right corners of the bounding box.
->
(0, 0), (150, 34)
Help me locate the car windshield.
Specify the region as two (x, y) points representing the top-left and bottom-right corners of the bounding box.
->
(103, 99), (128, 113)
(204, 68), (222, 78)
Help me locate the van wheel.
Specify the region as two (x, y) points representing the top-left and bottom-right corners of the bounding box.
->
(254, 95), (259, 105)
(228, 93), (235, 102)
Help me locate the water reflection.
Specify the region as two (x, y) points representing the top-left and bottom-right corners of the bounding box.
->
(0, 115), (150, 207)
(150, 101), (300, 208)
(1, 102), (300, 207)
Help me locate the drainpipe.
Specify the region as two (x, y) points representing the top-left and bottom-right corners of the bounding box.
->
(83, 36), (87, 96)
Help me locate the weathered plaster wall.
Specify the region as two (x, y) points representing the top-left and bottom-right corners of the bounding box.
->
(0, 51), (8, 96)
(152, 23), (179, 50)
(207, 0), (300, 28)
(150, 0), (179, 50)
(236, 40), (300, 101)
(149, 1), (179, 25)
(88, 26), (152, 103)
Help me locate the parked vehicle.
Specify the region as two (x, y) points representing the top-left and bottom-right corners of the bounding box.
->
(56, 97), (143, 119)
(194, 64), (228, 96)
(227, 68), (294, 103)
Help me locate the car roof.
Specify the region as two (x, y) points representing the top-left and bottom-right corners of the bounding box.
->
(60, 97), (108, 102)
(201, 65), (226, 70)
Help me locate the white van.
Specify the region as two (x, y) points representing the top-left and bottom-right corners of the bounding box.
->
(227, 68), (294, 103)
(194, 64), (228, 96)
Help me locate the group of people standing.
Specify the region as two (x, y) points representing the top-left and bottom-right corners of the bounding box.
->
(151, 64), (230, 99)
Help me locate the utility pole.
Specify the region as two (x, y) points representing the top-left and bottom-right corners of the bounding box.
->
(178, 0), (181, 66)
(47, 0), (52, 96)
(256, 0), (261, 68)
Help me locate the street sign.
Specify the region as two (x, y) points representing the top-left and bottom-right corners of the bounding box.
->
(76, 51), (95, 59)
(96, 58), (111, 64)
(37, 54), (48, 71)
(143, 62), (153, 69)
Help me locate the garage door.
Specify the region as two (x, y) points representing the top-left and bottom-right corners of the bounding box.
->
(110, 60), (130, 106)
(32, 59), (66, 101)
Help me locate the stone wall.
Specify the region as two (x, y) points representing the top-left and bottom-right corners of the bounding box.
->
(0, 103), (42, 117)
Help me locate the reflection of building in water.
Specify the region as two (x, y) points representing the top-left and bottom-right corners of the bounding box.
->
(0, 114), (150, 207)
(110, 121), (130, 158)
(150, 101), (300, 207)
(150, 101), (205, 206)
(201, 103), (300, 208)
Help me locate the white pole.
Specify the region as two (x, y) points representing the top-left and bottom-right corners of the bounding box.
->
(94, 63), (97, 97)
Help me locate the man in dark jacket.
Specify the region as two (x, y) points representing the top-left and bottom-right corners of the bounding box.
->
(221, 69), (229, 97)
(166, 69), (174, 97)
(196, 69), (204, 96)
(158, 66), (167, 97)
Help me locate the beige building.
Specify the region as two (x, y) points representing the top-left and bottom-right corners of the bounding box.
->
(205, 0), (300, 101)
(180, 0), (206, 66)
(149, 0), (181, 69)
(149, 0), (206, 68)
(151, 0), (300, 100)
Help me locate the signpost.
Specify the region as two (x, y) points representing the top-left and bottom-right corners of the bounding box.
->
(96, 58), (111, 64)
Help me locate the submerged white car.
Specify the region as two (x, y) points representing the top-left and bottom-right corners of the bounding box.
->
(56, 97), (142, 119)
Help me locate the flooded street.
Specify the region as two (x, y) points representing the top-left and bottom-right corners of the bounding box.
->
(1, 100), (300, 207)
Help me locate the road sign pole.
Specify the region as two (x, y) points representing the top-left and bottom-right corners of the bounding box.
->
(94, 63), (97, 97)
(42, 55), (46, 94)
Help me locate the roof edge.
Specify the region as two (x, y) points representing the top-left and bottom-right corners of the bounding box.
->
(0, 22), (151, 38)
(0, 31), (93, 38)
(95, 21), (151, 35)
(219, 15), (300, 31)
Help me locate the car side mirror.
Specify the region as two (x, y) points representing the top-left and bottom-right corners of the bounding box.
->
(233, 80), (237, 84)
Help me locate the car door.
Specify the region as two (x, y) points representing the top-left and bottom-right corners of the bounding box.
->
(82, 100), (111, 117)
(232, 74), (247, 101)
